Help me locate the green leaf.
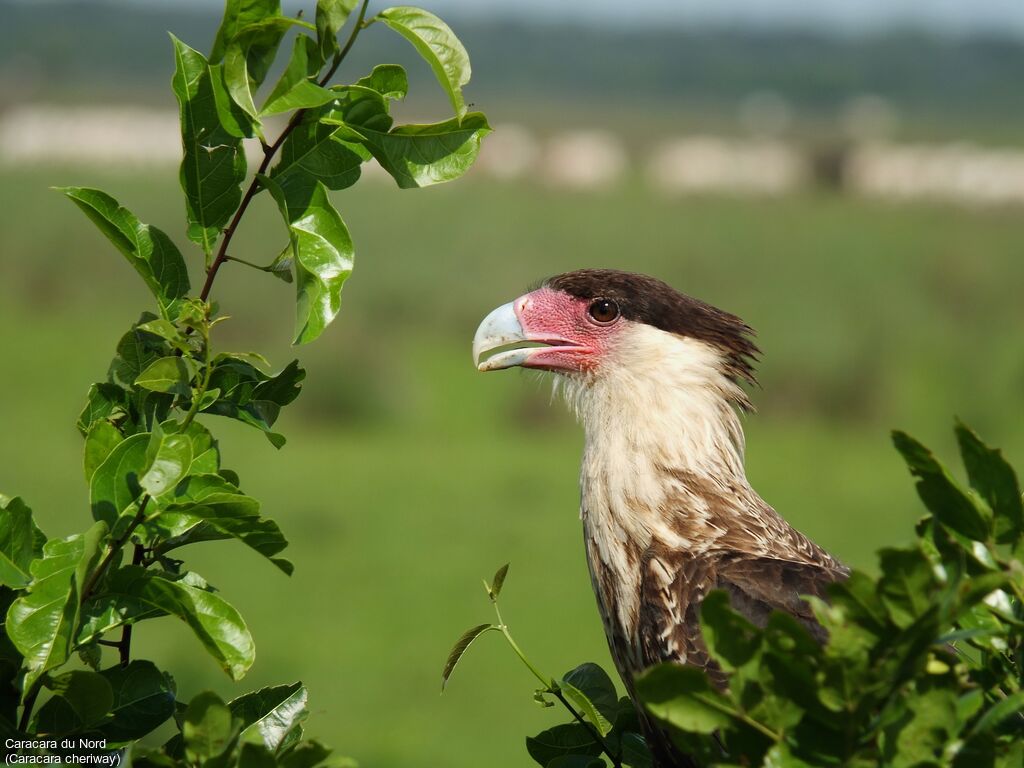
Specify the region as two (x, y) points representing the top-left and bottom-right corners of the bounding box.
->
(152, 474), (293, 574)
(0, 496), (45, 588)
(699, 589), (763, 671)
(971, 690), (1024, 735)
(202, 357), (304, 445)
(893, 430), (990, 542)
(102, 566), (254, 680)
(487, 562), (509, 600)
(229, 682), (307, 750)
(99, 660), (177, 743)
(315, 0), (358, 61)
(272, 106), (370, 193)
(7, 522), (107, 695)
(59, 188), (189, 316)
(441, 623), (495, 691)
(375, 6), (472, 118)
(183, 691), (239, 763)
(77, 383), (126, 436)
(33, 669), (114, 734)
(355, 64), (409, 101)
(877, 547), (936, 628)
(261, 35), (336, 117)
(619, 732), (653, 768)
(140, 425), (194, 498)
(560, 679), (614, 737)
(84, 420), (124, 483)
(635, 663), (735, 734)
(210, 0), (281, 63)
(881, 687), (958, 766)
(224, 18), (306, 120)
(955, 421), (1024, 544)
(135, 356), (193, 396)
(525, 723), (602, 767)
(327, 113), (491, 189)
(260, 175), (354, 345)
(90, 433), (150, 525)
(562, 663), (618, 723)
(171, 36), (247, 256)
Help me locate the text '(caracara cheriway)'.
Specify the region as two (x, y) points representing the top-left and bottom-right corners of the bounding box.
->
(472, 269), (849, 767)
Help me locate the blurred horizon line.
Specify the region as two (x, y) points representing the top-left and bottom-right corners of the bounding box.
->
(6, 0), (1024, 39)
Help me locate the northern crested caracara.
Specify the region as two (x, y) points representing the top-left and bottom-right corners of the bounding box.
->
(472, 270), (849, 767)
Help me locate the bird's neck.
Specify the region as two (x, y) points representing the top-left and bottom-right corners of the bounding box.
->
(562, 328), (751, 525)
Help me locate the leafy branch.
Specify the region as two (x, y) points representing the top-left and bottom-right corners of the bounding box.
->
(1, 0), (488, 763)
(442, 565), (637, 768)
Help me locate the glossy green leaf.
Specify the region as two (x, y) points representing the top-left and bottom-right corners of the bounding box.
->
(210, 0), (281, 62)
(101, 566), (254, 680)
(376, 6), (471, 118)
(140, 425), (194, 498)
(487, 562), (509, 600)
(99, 660), (177, 743)
(59, 188), (189, 316)
(152, 474), (292, 574)
(84, 420), (124, 484)
(636, 663), (736, 734)
(89, 433), (149, 525)
(205, 64), (256, 141)
(955, 421), (1024, 543)
(562, 663), (618, 724)
(261, 35), (336, 116)
(171, 36), (247, 256)
(229, 682), (307, 750)
(355, 63), (409, 101)
(77, 383), (127, 436)
(202, 357), (304, 446)
(315, 0), (358, 61)
(261, 175), (354, 345)
(525, 723), (602, 767)
(0, 496), (45, 589)
(7, 522), (107, 695)
(224, 17), (307, 119)
(183, 691), (239, 763)
(326, 112), (491, 189)
(32, 669), (114, 734)
(620, 732), (653, 768)
(560, 679), (614, 737)
(893, 430), (990, 542)
(272, 109), (370, 193)
(135, 356), (193, 396)
(441, 623), (495, 691)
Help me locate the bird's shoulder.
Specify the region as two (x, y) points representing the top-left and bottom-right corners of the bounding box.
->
(658, 466), (847, 574)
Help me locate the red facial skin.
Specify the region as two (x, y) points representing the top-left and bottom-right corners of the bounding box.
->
(513, 287), (621, 373)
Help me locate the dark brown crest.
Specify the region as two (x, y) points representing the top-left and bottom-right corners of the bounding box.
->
(546, 269), (760, 385)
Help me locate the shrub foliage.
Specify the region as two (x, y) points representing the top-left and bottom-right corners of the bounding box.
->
(447, 424), (1024, 767)
(1, 0), (487, 764)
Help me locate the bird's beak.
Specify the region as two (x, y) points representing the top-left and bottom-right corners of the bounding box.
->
(473, 301), (532, 371)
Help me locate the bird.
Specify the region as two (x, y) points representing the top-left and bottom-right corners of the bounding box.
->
(472, 269), (849, 767)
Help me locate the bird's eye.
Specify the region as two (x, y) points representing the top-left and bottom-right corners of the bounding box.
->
(588, 299), (619, 324)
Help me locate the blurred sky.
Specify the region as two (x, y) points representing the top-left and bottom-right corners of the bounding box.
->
(79, 0), (1024, 36)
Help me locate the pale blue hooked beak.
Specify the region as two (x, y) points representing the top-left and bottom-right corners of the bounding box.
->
(472, 301), (532, 371)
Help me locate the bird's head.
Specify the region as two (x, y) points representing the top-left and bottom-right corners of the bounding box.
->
(473, 269), (759, 398)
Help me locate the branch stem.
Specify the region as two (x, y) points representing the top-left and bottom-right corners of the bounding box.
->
(198, 0), (369, 305)
(492, 600), (622, 768)
(80, 495), (152, 602)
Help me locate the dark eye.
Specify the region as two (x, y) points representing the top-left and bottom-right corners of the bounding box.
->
(588, 299), (619, 324)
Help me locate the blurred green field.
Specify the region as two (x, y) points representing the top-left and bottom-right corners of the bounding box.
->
(1, 167), (1022, 767)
